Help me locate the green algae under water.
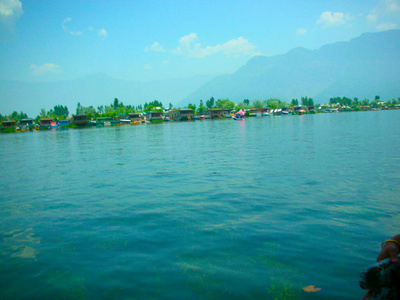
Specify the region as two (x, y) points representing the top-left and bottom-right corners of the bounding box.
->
(1, 111), (400, 299)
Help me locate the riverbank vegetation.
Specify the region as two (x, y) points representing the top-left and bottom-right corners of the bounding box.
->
(1, 95), (400, 123)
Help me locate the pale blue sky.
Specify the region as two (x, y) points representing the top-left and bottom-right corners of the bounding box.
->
(0, 0), (399, 83)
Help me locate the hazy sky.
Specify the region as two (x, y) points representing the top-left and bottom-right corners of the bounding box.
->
(0, 0), (399, 83)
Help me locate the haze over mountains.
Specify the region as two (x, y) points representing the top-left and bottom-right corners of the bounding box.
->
(178, 29), (400, 107)
(1, 30), (399, 117)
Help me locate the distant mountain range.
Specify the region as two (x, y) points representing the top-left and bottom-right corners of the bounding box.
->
(178, 29), (400, 107)
(1, 30), (399, 117)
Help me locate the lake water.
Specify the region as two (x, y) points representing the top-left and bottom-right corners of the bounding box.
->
(1, 111), (400, 299)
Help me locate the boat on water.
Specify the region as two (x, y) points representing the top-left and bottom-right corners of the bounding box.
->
(273, 108), (282, 116)
(50, 121), (59, 130)
(119, 119), (132, 125)
(233, 110), (246, 120)
(95, 117), (120, 126)
(233, 115), (246, 120)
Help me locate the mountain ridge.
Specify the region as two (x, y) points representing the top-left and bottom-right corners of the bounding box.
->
(1, 30), (399, 117)
(178, 29), (400, 107)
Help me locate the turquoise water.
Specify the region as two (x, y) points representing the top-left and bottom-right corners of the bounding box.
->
(1, 111), (400, 299)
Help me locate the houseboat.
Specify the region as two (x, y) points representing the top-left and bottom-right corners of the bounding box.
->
(281, 107), (292, 115)
(127, 113), (144, 125)
(207, 109), (231, 119)
(248, 108), (263, 117)
(19, 119), (34, 131)
(58, 120), (70, 128)
(261, 108), (271, 116)
(294, 106), (308, 115)
(1, 120), (16, 132)
(73, 115), (89, 127)
(167, 109), (194, 121)
(38, 118), (54, 130)
(144, 111), (165, 123)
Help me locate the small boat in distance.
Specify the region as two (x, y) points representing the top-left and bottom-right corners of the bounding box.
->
(50, 121), (59, 130)
(233, 110), (246, 121)
(119, 119), (132, 125)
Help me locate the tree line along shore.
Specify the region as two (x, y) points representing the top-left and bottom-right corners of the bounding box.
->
(1, 96), (400, 132)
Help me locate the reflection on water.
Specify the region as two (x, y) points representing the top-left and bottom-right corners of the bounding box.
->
(0, 111), (400, 299)
(1, 227), (40, 259)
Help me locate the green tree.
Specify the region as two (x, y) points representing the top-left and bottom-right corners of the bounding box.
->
(291, 99), (299, 106)
(237, 100), (252, 109)
(198, 106), (204, 115)
(216, 99), (235, 110)
(169, 103), (173, 110)
(113, 98), (119, 110)
(252, 99), (264, 109)
(21, 112), (28, 120)
(206, 97), (215, 109)
(53, 105), (69, 117)
(105, 106), (115, 115)
(198, 100), (205, 115)
(75, 104), (97, 116)
(266, 98), (281, 108)
(40, 108), (47, 118)
(124, 105), (134, 113)
(144, 104), (163, 112)
(371, 98), (381, 108)
(11, 111), (18, 120)
(8, 111), (28, 121)
(148, 100), (163, 108)
(361, 99), (370, 106)
(280, 101), (289, 108)
(76, 102), (81, 115)
(301, 96), (314, 107)
(188, 103), (196, 111)
(144, 106), (153, 112)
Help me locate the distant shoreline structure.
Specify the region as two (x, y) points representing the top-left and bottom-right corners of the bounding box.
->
(1, 103), (399, 133)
